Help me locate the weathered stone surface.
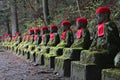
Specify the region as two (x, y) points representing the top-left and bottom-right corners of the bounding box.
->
(44, 47), (63, 69)
(55, 48), (81, 77)
(102, 69), (120, 80)
(71, 61), (101, 80)
(80, 50), (114, 68)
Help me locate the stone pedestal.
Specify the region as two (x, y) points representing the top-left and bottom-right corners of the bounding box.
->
(71, 61), (101, 80)
(102, 69), (120, 80)
(55, 48), (81, 77)
(44, 47), (63, 69)
(35, 47), (50, 65)
(70, 50), (116, 80)
(80, 50), (114, 68)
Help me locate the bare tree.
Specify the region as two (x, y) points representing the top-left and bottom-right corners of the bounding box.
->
(10, 0), (19, 36)
(42, 0), (50, 25)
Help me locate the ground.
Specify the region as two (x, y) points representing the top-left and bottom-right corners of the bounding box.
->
(0, 50), (63, 80)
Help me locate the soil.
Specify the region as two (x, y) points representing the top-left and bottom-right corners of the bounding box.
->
(0, 50), (64, 80)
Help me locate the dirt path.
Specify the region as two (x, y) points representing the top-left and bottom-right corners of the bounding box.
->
(0, 50), (63, 80)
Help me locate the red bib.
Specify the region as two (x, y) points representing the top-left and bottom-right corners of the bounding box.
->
(98, 23), (105, 37)
(76, 29), (82, 39)
(42, 35), (45, 41)
(30, 35), (33, 40)
(61, 31), (67, 40)
(26, 35), (29, 41)
(34, 35), (38, 41)
(50, 33), (55, 41)
(14, 36), (17, 41)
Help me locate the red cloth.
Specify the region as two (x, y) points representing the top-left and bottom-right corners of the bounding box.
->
(50, 25), (58, 30)
(96, 6), (110, 14)
(34, 28), (40, 33)
(76, 18), (87, 24)
(42, 35), (45, 41)
(61, 20), (71, 26)
(29, 29), (34, 33)
(41, 26), (48, 31)
(50, 33), (55, 41)
(76, 29), (82, 39)
(25, 35), (29, 41)
(34, 35), (38, 41)
(30, 35), (33, 40)
(61, 31), (67, 40)
(98, 23), (105, 37)
(15, 32), (20, 35)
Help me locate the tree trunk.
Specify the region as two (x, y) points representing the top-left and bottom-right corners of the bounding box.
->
(76, 0), (81, 17)
(10, 0), (19, 36)
(5, 19), (11, 34)
(42, 0), (50, 25)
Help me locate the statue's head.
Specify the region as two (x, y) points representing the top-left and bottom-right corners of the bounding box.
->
(76, 18), (87, 29)
(61, 20), (71, 32)
(29, 29), (34, 35)
(50, 24), (58, 33)
(96, 6), (111, 24)
(41, 26), (48, 35)
(15, 32), (20, 36)
(34, 28), (40, 34)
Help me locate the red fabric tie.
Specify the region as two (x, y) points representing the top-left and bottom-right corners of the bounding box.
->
(61, 31), (67, 40)
(42, 35), (45, 41)
(34, 35), (38, 41)
(76, 28), (82, 39)
(50, 33), (55, 41)
(98, 22), (105, 37)
(30, 35), (33, 40)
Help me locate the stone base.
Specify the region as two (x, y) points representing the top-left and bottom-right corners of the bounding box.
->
(44, 54), (55, 69)
(102, 69), (120, 80)
(36, 53), (44, 65)
(55, 57), (71, 77)
(71, 61), (101, 80)
(81, 50), (115, 68)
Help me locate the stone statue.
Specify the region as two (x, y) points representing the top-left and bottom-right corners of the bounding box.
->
(70, 18), (91, 49)
(47, 24), (60, 46)
(81, 6), (120, 67)
(56, 20), (74, 47)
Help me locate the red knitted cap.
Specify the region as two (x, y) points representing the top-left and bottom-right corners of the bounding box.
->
(29, 29), (34, 33)
(50, 24), (58, 29)
(41, 26), (48, 31)
(34, 28), (40, 33)
(15, 32), (20, 35)
(61, 20), (71, 26)
(96, 6), (111, 14)
(7, 34), (11, 36)
(76, 18), (87, 24)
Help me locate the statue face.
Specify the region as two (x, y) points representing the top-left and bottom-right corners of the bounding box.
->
(96, 13), (110, 24)
(76, 22), (87, 29)
(61, 25), (69, 32)
(34, 32), (40, 35)
(41, 30), (48, 34)
(50, 28), (57, 33)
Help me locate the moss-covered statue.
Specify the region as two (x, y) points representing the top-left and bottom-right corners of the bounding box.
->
(70, 18), (91, 49)
(35, 26), (50, 64)
(30, 28), (42, 61)
(81, 6), (120, 67)
(5, 34), (12, 50)
(17, 34), (28, 55)
(55, 18), (91, 77)
(12, 32), (22, 52)
(39, 26), (49, 46)
(47, 25), (60, 46)
(23, 28), (34, 59)
(56, 20), (74, 47)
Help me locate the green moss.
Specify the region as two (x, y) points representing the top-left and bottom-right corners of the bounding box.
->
(102, 69), (120, 78)
(80, 50), (109, 63)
